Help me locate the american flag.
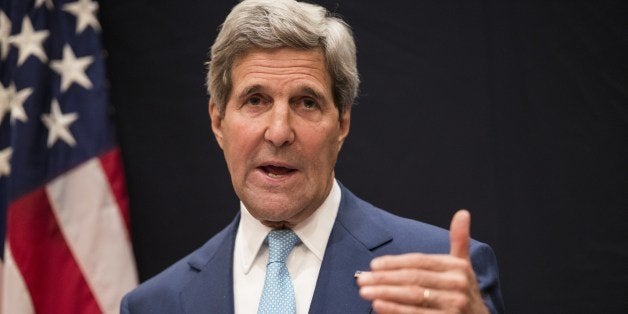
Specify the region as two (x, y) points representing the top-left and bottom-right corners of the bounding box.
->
(0, 0), (138, 313)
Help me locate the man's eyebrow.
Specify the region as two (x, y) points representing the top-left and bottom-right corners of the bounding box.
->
(236, 84), (327, 101)
(299, 86), (326, 101)
(236, 84), (263, 99)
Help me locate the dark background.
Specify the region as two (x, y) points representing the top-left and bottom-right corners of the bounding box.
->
(100, 1), (627, 313)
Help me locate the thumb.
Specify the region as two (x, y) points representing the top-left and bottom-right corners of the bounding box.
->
(449, 209), (471, 259)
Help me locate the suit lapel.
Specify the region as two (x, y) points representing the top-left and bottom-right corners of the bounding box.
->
(180, 215), (239, 314)
(309, 186), (393, 313)
(176, 186), (390, 313)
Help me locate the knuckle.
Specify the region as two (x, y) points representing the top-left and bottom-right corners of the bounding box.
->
(454, 258), (471, 270)
(408, 285), (423, 299)
(372, 257), (388, 269)
(408, 269), (426, 285)
(462, 259), (472, 270)
(451, 294), (470, 310)
(368, 272), (382, 284)
(451, 273), (469, 290)
(405, 253), (424, 266)
(372, 300), (396, 314)
(372, 299), (387, 312)
(409, 252), (424, 260)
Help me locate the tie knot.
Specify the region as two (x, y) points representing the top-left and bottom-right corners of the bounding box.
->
(266, 229), (299, 263)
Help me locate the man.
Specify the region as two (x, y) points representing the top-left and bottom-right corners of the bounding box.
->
(121, 0), (504, 313)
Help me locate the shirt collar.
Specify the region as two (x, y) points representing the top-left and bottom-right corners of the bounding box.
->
(237, 179), (341, 274)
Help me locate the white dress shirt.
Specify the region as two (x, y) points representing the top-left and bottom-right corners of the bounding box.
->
(233, 179), (341, 314)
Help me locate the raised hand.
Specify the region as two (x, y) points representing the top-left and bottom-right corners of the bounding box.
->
(357, 210), (488, 313)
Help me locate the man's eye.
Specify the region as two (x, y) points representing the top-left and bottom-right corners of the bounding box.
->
(247, 96), (262, 106)
(302, 98), (318, 110)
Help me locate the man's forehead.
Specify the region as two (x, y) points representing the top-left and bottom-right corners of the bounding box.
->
(235, 47), (325, 61)
(232, 47), (327, 73)
(229, 48), (332, 94)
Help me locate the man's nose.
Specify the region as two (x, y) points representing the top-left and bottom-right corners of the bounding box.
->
(264, 103), (295, 147)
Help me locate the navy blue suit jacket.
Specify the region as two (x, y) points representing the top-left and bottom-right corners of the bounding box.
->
(121, 186), (504, 313)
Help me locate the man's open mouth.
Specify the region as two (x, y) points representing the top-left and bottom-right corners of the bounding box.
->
(259, 165), (297, 178)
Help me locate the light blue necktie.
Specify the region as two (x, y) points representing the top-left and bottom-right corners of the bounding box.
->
(258, 229), (300, 314)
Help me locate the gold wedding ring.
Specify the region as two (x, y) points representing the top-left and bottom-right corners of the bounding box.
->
(423, 288), (431, 302)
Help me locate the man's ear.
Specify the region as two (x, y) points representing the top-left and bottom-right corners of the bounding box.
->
(337, 106), (351, 150)
(208, 98), (224, 149)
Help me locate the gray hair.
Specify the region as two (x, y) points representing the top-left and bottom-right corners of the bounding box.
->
(207, 0), (359, 115)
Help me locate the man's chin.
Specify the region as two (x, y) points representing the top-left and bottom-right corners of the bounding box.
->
(248, 205), (297, 223)
(245, 202), (306, 228)
(260, 220), (293, 229)
(239, 187), (319, 227)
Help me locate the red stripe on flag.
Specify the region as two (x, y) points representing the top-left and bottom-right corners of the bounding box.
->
(99, 147), (132, 233)
(7, 188), (102, 314)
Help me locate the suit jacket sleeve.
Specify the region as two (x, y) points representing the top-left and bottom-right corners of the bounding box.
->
(470, 241), (504, 313)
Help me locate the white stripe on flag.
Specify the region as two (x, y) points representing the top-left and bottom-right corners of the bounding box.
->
(1, 243), (35, 314)
(46, 158), (138, 314)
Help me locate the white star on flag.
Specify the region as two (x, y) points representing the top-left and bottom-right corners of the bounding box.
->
(50, 44), (94, 92)
(0, 10), (11, 60)
(8, 16), (50, 66)
(41, 99), (79, 147)
(0, 147), (13, 178)
(35, 0), (55, 10)
(62, 0), (101, 33)
(8, 83), (33, 123)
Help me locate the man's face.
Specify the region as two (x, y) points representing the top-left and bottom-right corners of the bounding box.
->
(209, 48), (350, 228)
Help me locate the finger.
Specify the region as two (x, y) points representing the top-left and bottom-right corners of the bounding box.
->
(360, 285), (432, 305)
(370, 253), (466, 272)
(363, 286), (471, 312)
(372, 299), (440, 314)
(449, 209), (471, 259)
(357, 268), (471, 292)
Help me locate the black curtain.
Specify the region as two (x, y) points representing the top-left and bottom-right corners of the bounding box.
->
(101, 1), (628, 312)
